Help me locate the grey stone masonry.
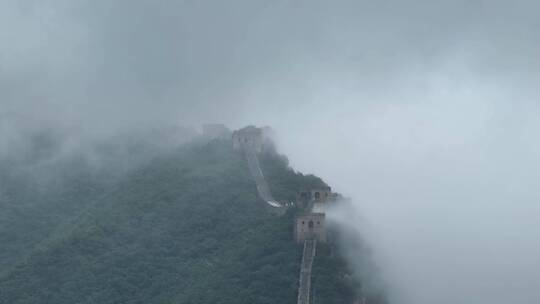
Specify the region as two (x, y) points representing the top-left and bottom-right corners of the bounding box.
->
(295, 213), (326, 243)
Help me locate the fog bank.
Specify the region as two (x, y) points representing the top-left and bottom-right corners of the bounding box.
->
(277, 95), (540, 303)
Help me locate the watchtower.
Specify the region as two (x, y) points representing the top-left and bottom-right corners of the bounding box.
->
(297, 186), (337, 209)
(298, 186), (335, 202)
(232, 126), (266, 152)
(295, 213), (326, 243)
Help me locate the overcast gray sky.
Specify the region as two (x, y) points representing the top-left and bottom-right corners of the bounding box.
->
(2, 1), (540, 303)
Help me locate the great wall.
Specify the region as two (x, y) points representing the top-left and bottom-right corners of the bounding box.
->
(202, 124), (347, 303)
(228, 125), (337, 304)
(233, 126), (283, 209)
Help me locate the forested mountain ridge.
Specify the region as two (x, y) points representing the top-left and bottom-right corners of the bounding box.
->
(0, 133), (361, 304)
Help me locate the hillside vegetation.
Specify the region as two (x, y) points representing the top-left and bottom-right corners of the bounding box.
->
(0, 135), (360, 304)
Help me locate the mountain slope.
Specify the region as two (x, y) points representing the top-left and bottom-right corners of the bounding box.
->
(0, 137), (359, 304)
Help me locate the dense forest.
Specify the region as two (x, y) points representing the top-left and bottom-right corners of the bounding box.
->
(0, 131), (363, 304)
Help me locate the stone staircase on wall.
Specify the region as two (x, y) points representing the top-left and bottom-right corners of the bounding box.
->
(297, 239), (317, 304)
(241, 142), (282, 208)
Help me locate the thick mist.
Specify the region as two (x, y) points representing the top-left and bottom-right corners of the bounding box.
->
(2, 1), (540, 303)
(276, 95), (540, 303)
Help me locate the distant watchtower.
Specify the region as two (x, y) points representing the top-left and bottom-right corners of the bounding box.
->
(295, 213), (326, 243)
(232, 126), (272, 153)
(298, 186), (334, 202)
(297, 186), (337, 210)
